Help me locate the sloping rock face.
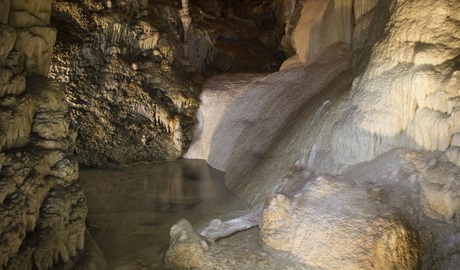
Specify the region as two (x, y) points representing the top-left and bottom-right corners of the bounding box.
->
(172, 0), (460, 269)
(227, 0), (460, 202)
(50, 0), (285, 166)
(0, 1), (86, 268)
(185, 41), (353, 182)
(166, 149), (460, 269)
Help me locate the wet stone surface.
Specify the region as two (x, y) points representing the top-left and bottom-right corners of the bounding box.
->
(80, 159), (249, 269)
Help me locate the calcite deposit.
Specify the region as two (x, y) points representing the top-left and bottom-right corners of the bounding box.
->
(171, 0), (460, 269)
(186, 0), (460, 201)
(1, 0), (459, 269)
(50, 0), (285, 166)
(166, 149), (460, 269)
(0, 1), (86, 268)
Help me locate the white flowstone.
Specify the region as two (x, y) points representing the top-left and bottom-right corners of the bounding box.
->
(291, 0), (353, 63)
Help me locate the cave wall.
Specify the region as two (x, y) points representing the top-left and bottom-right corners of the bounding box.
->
(0, 0), (86, 268)
(50, 0), (201, 166)
(49, 0), (285, 167)
(174, 1), (460, 267)
(235, 0), (460, 203)
(182, 0), (460, 206)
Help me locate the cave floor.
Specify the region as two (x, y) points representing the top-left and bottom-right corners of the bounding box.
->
(79, 159), (250, 269)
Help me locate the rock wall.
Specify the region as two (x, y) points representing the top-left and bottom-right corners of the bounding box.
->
(185, 42), (353, 182)
(50, 0), (200, 166)
(207, 0), (460, 203)
(50, 0), (285, 166)
(0, 1), (86, 268)
(165, 0), (460, 268)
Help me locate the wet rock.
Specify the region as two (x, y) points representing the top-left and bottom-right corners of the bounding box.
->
(169, 150), (458, 269)
(163, 218), (209, 270)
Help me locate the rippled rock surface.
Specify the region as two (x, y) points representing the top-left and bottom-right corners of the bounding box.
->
(50, 0), (285, 166)
(1, 1), (86, 267)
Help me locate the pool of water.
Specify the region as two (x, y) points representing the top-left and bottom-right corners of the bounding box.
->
(80, 159), (249, 269)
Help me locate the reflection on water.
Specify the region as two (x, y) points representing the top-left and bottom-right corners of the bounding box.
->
(80, 159), (248, 269)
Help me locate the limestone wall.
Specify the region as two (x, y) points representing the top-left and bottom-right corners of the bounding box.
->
(0, 1), (86, 268)
(236, 0), (460, 204)
(183, 0), (460, 209)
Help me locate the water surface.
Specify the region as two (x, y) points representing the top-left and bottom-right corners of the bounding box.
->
(80, 159), (248, 269)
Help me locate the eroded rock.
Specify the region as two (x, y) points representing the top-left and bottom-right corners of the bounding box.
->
(163, 218), (209, 270)
(14, 27), (57, 76)
(167, 150), (459, 269)
(0, 78), (87, 268)
(261, 176), (420, 269)
(50, 0), (284, 166)
(0, 1), (87, 266)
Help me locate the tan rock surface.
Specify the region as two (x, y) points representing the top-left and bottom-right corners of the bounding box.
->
(9, 0), (52, 27)
(0, 78), (87, 269)
(163, 219), (209, 270)
(14, 27), (56, 76)
(0, 24), (15, 65)
(0, 1), (87, 268)
(261, 175), (419, 269)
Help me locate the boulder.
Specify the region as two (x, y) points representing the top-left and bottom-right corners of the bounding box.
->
(261, 175), (420, 269)
(163, 219), (209, 270)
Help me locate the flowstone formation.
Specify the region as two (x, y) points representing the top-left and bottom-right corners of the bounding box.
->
(165, 150), (460, 269)
(50, 0), (285, 166)
(167, 0), (460, 269)
(236, 0), (460, 206)
(0, 0), (86, 268)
